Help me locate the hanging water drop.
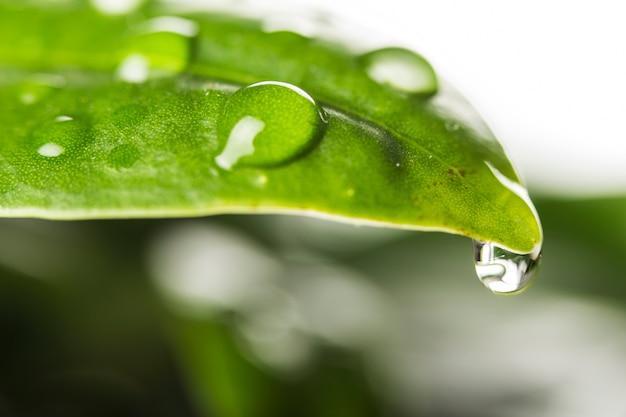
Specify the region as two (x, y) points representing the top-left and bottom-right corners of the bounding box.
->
(215, 81), (327, 169)
(360, 47), (438, 95)
(473, 240), (541, 295)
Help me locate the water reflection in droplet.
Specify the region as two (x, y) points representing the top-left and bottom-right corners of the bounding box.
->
(37, 142), (64, 158)
(215, 81), (327, 169)
(473, 240), (541, 295)
(31, 115), (90, 158)
(215, 116), (265, 170)
(142, 16), (199, 37)
(116, 53), (150, 83)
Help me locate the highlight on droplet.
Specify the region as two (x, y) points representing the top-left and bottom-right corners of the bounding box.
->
(37, 143), (64, 157)
(215, 116), (265, 170)
(116, 53), (150, 83)
(473, 240), (541, 295)
(142, 16), (199, 37)
(216, 81), (327, 169)
(90, 0), (142, 15)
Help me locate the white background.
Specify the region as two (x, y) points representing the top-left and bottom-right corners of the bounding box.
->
(303, 0), (626, 197)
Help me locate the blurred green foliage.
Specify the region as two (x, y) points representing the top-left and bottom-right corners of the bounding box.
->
(1, 195), (625, 416)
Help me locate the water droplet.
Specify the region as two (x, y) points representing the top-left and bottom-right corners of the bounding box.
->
(141, 16), (199, 37)
(38, 143), (64, 157)
(107, 144), (141, 169)
(31, 116), (90, 157)
(360, 47), (438, 95)
(255, 174), (268, 187)
(445, 120), (460, 131)
(90, 0), (142, 15)
(473, 240), (541, 295)
(118, 16), (198, 81)
(18, 73), (66, 105)
(215, 81), (327, 169)
(116, 53), (150, 83)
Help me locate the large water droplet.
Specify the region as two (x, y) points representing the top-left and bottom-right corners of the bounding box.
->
(215, 81), (327, 170)
(360, 47), (438, 95)
(473, 240), (541, 295)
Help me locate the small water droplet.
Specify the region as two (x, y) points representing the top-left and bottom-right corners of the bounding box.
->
(38, 143), (64, 157)
(119, 16), (198, 80)
(473, 240), (541, 295)
(445, 120), (460, 131)
(91, 0), (142, 15)
(116, 53), (150, 83)
(18, 73), (66, 105)
(361, 47), (438, 95)
(215, 81), (327, 170)
(107, 144), (141, 169)
(141, 16), (199, 37)
(31, 116), (90, 157)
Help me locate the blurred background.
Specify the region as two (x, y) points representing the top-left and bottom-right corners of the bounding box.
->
(2, 1), (626, 416)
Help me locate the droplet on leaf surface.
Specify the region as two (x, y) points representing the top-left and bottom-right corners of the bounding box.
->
(360, 47), (438, 95)
(215, 81), (327, 169)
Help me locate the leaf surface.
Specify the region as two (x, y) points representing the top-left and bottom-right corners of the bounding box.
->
(0, 2), (541, 253)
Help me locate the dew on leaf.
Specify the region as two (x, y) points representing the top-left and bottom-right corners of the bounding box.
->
(119, 16), (198, 79)
(215, 116), (265, 170)
(37, 142), (64, 157)
(18, 73), (66, 105)
(473, 240), (541, 295)
(360, 47), (438, 95)
(107, 144), (141, 169)
(142, 16), (199, 37)
(215, 81), (327, 170)
(91, 0), (142, 15)
(445, 120), (460, 131)
(116, 53), (150, 83)
(31, 116), (90, 157)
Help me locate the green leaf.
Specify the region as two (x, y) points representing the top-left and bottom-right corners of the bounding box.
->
(0, 2), (541, 254)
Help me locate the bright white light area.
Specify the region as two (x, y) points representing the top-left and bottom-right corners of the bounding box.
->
(215, 116), (265, 170)
(37, 143), (64, 157)
(149, 222), (282, 315)
(90, 0), (142, 15)
(300, 0), (626, 196)
(143, 16), (199, 37)
(178, 0), (625, 196)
